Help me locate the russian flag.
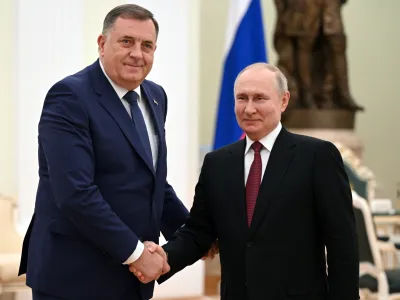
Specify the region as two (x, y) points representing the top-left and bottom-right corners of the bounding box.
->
(212, 0), (268, 150)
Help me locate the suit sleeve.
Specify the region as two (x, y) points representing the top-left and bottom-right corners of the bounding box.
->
(158, 153), (217, 284)
(157, 85), (189, 240)
(161, 181), (189, 240)
(313, 141), (359, 299)
(39, 82), (139, 264)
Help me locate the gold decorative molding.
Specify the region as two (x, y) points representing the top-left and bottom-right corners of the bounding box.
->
(333, 141), (376, 200)
(333, 141), (375, 181)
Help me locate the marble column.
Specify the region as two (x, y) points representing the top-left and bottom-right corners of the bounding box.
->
(0, 0), (15, 197)
(14, 0), (85, 229)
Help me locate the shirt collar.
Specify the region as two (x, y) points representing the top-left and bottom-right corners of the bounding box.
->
(99, 59), (141, 101)
(245, 122), (282, 154)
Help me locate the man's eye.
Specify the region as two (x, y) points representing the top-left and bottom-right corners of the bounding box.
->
(120, 39), (133, 46)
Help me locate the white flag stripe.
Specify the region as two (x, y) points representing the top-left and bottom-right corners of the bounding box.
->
(224, 0), (252, 54)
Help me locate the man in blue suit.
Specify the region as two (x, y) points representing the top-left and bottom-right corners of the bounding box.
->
(18, 4), (191, 300)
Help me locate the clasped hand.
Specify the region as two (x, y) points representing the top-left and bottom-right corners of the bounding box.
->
(130, 240), (219, 283)
(129, 241), (169, 284)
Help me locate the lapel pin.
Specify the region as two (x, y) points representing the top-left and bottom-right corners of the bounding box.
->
(153, 99), (158, 105)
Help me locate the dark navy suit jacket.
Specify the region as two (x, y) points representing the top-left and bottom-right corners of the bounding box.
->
(18, 60), (189, 300)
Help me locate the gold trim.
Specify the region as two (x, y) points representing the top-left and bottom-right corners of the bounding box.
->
(333, 141), (375, 181)
(332, 141), (376, 201)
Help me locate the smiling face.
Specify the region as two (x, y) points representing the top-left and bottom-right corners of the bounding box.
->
(234, 66), (290, 141)
(97, 17), (157, 90)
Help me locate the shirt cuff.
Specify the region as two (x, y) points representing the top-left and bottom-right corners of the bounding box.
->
(123, 241), (144, 265)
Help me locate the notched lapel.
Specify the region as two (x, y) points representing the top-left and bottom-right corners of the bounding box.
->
(140, 83), (163, 139)
(91, 62), (155, 176)
(228, 140), (248, 232)
(248, 129), (296, 237)
(140, 82), (164, 172)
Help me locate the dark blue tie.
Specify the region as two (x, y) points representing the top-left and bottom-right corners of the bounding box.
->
(124, 91), (153, 165)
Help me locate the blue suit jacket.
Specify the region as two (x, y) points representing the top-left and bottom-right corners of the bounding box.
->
(18, 60), (189, 300)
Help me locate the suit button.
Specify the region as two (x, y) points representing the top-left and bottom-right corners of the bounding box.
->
(246, 242), (252, 248)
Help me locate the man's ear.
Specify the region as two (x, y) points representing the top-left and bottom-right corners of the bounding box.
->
(97, 34), (107, 56)
(281, 91), (290, 112)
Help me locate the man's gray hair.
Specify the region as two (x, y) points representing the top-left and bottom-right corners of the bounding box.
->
(102, 4), (159, 37)
(234, 62), (288, 96)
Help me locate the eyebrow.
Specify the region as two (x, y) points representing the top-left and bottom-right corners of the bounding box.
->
(235, 93), (247, 98)
(236, 92), (268, 96)
(254, 93), (269, 98)
(119, 35), (154, 44)
(119, 35), (134, 40)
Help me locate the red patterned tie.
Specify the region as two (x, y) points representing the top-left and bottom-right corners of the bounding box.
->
(246, 141), (263, 227)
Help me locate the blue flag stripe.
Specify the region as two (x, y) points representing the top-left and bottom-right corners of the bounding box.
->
(213, 0), (267, 150)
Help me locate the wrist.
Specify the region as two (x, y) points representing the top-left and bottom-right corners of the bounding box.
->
(132, 247), (149, 266)
(164, 248), (168, 262)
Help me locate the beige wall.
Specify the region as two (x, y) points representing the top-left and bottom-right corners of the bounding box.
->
(0, 0), (125, 197)
(1, 1), (399, 201)
(84, 0), (125, 64)
(0, 0), (15, 196)
(344, 0), (400, 202)
(200, 0), (400, 201)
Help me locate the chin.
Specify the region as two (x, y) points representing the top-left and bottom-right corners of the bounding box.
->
(123, 74), (142, 82)
(243, 126), (260, 134)
(244, 128), (263, 139)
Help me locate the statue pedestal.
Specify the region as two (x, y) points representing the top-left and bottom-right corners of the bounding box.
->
(282, 108), (363, 158)
(289, 128), (364, 159)
(283, 109), (356, 129)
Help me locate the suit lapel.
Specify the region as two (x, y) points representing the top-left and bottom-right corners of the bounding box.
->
(90, 60), (155, 177)
(140, 82), (164, 172)
(248, 128), (296, 238)
(227, 140), (248, 233)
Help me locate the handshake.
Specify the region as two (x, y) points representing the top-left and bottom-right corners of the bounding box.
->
(129, 241), (219, 284)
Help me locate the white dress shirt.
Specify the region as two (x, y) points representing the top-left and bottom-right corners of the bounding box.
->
(244, 122), (282, 185)
(99, 61), (158, 264)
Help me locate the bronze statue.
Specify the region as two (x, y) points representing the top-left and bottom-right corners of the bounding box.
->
(274, 0), (363, 111)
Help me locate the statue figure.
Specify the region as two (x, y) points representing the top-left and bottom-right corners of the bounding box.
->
(274, 0), (363, 111)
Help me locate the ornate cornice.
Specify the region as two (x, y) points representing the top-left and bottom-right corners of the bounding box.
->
(333, 141), (375, 182)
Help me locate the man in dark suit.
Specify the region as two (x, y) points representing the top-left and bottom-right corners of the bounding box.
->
(133, 63), (359, 299)
(18, 4), (190, 300)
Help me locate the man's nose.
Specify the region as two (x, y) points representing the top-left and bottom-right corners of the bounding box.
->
(244, 101), (256, 114)
(129, 44), (143, 58)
